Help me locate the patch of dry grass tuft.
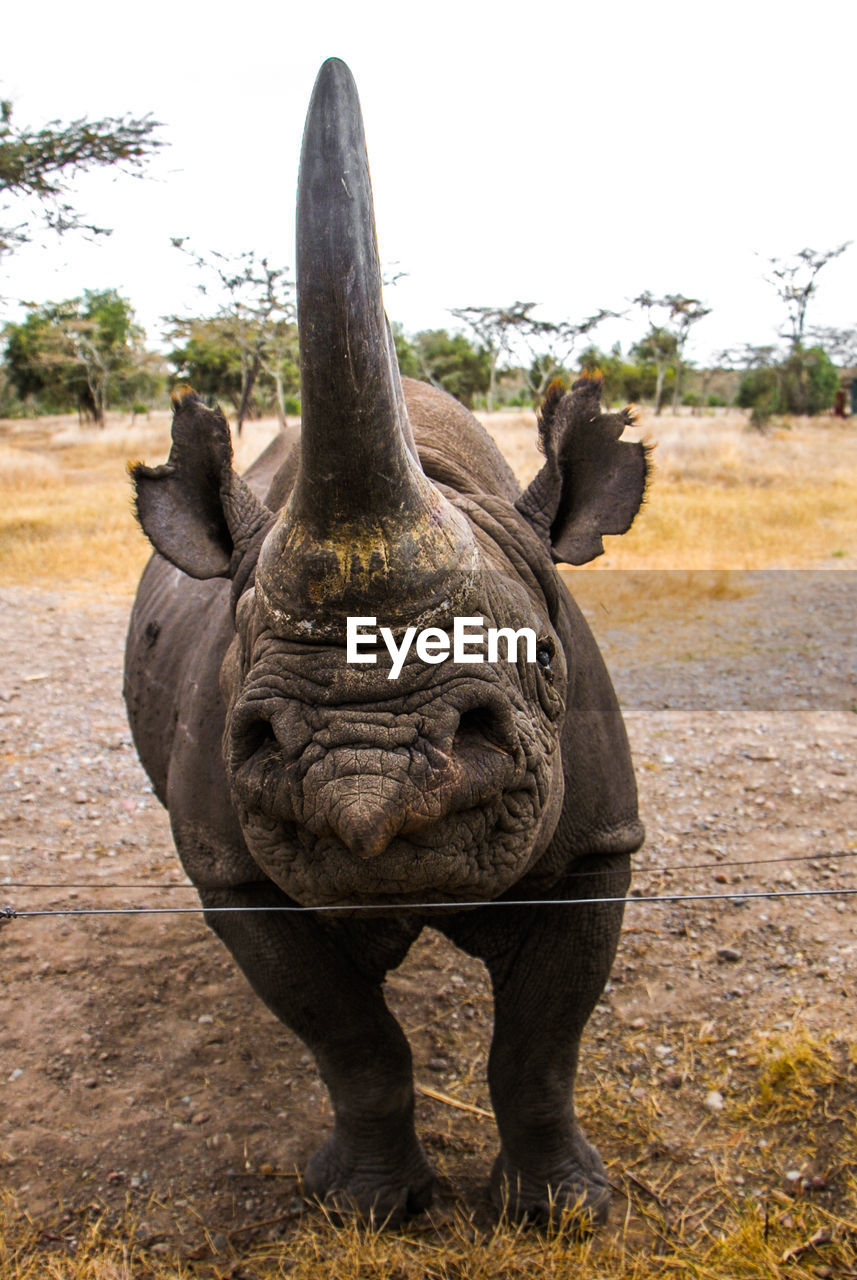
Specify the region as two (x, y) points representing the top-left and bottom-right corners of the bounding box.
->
(3, 1191), (856, 1280)
(751, 1030), (842, 1122)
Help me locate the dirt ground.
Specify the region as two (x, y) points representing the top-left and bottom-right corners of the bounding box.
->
(1, 563), (855, 1262)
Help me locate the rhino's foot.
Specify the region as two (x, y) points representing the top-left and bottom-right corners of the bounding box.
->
(303, 1135), (435, 1227)
(489, 1131), (610, 1228)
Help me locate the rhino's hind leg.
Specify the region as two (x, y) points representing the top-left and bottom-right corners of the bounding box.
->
(442, 854), (630, 1227)
(198, 882), (435, 1226)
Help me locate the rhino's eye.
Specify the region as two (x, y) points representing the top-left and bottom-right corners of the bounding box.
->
(536, 638), (554, 680)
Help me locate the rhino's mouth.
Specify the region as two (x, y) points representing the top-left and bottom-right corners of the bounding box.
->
(237, 783), (544, 908)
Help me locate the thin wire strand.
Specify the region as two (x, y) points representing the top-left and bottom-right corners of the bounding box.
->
(3, 847), (855, 893)
(3, 886), (857, 922)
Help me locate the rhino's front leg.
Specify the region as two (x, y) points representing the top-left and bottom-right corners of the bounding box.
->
(199, 882), (434, 1224)
(443, 853), (629, 1225)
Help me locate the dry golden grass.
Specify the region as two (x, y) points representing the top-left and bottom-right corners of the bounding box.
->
(0, 414), (171, 596)
(2, 405), (856, 601)
(2, 1183), (855, 1279)
(1, 1020), (854, 1279)
(0, 412), (298, 597)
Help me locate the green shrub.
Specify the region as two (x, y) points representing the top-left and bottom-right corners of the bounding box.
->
(737, 345), (839, 427)
(782, 345), (839, 414)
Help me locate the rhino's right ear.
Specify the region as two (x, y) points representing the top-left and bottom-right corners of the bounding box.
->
(515, 376), (649, 565)
(131, 389), (273, 580)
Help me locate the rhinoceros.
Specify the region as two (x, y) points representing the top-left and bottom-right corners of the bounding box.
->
(124, 57), (647, 1226)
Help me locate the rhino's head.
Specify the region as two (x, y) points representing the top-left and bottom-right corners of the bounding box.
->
(132, 59), (646, 908)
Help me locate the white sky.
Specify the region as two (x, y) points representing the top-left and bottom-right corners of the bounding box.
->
(2, 0), (855, 367)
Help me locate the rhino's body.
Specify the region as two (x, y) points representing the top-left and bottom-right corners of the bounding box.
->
(124, 60), (647, 1225)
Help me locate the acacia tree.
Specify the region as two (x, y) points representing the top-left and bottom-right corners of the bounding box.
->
(632, 293), (671, 414)
(448, 301), (535, 410)
(450, 301), (617, 408)
(718, 343), (779, 429)
(167, 312), (300, 423)
(66, 290), (148, 425)
(663, 294), (711, 410)
(166, 316), (245, 408)
(763, 243), (851, 348)
(518, 310), (616, 404)
(720, 340), (839, 429)
(170, 241), (296, 431)
(578, 342), (660, 405)
(630, 326), (677, 414)
(0, 99), (162, 271)
(718, 247), (852, 428)
(632, 291), (710, 414)
(3, 289), (151, 424)
(718, 343), (778, 371)
(735, 346), (839, 427)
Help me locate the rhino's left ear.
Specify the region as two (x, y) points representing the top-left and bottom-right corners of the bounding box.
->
(515, 376), (649, 565)
(130, 389), (273, 579)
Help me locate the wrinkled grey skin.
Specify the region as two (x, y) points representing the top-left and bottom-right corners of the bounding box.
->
(124, 59), (647, 1227)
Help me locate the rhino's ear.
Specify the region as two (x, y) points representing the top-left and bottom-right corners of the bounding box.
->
(515, 376), (649, 565)
(130, 389), (273, 580)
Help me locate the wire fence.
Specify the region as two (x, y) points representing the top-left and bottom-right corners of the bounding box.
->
(1, 850), (856, 925)
(2, 845), (855, 894)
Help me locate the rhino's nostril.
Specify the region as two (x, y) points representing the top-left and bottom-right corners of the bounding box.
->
(454, 706), (511, 756)
(238, 716), (278, 760)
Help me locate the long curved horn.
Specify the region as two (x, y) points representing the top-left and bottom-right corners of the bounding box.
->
(256, 57), (477, 640)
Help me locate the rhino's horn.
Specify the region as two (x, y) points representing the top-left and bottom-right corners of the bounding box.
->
(256, 57), (477, 640)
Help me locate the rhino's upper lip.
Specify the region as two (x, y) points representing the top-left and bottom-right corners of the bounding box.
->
(238, 795), (541, 908)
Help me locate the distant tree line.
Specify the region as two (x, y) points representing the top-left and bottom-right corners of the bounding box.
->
(2, 237), (854, 425)
(0, 292), (302, 424)
(0, 278), (851, 424)
(0, 92), (853, 427)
